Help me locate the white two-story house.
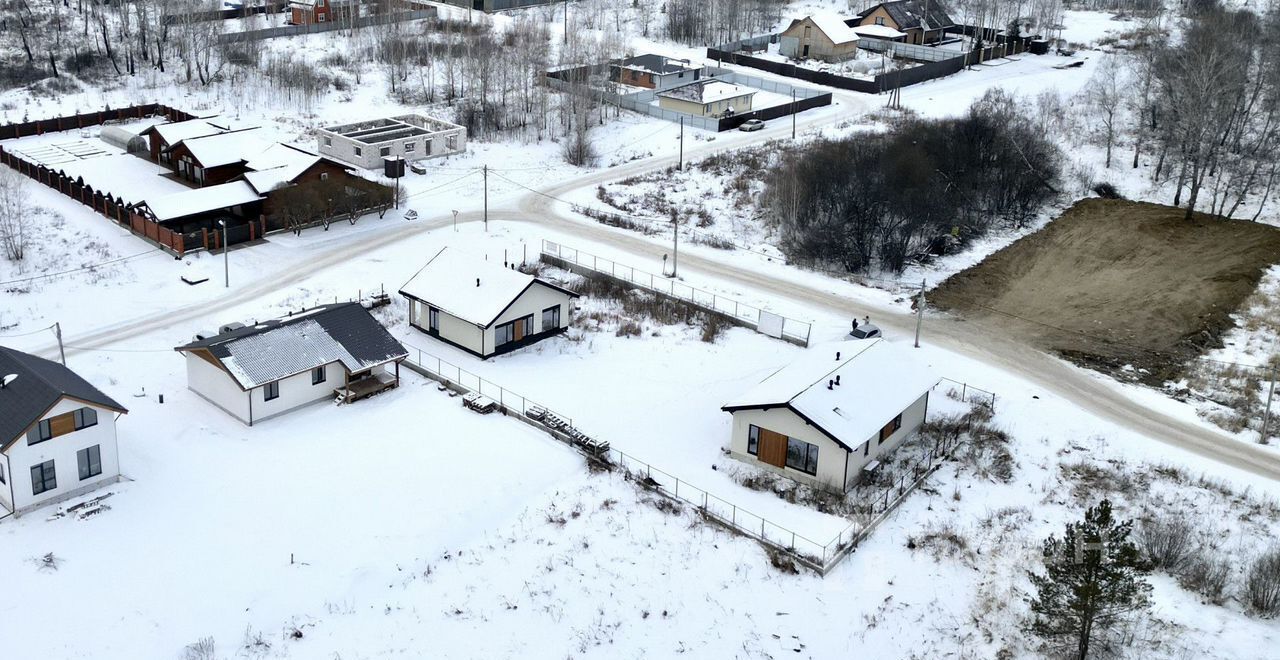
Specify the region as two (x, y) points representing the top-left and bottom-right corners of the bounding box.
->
(0, 346), (128, 518)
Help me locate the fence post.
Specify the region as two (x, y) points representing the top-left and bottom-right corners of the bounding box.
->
(731, 504), (736, 526)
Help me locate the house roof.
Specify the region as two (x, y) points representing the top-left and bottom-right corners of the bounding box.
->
(142, 181), (263, 222)
(174, 303), (408, 390)
(143, 117), (251, 147)
(242, 143), (326, 194)
(785, 14), (861, 45)
(851, 23), (908, 39)
(398, 248), (580, 328)
(616, 54), (700, 75)
(721, 339), (937, 451)
(179, 128), (269, 169)
(658, 80), (756, 105)
(0, 346), (127, 450)
(857, 0), (955, 31)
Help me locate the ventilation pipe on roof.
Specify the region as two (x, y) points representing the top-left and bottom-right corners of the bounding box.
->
(827, 379), (833, 390)
(836, 351), (841, 361)
(835, 375), (841, 386)
(476, 278), (481, 287)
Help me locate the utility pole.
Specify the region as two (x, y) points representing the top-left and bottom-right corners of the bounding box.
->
(564, 0), (568, 41)
(678, 117), (684, 171)
(791, 90), (796, 139)
(452, 209), (459, 232)
(220, 220), (229, 288)
(670, 211), (679, 278)
(914, 278), (925, 348)
(1263, 364), (1278, 442)
(483, 164), (488, 232)
(54, 322), (66, 366)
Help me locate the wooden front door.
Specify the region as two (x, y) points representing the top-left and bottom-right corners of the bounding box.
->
(758, 428), (788, 469)
(513, 318), (526, 342)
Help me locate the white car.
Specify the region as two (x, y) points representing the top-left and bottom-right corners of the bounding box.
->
(848, 323), (882, 340)
(738, 119), (765, 132)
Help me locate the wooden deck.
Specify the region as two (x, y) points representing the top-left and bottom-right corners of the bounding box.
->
(336, 370), (398, 404)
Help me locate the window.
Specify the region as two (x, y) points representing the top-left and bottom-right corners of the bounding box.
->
(264, 381), (280, 401)
(425, 138), (433, 154)
(747, 425), (760, 456)
(863, 440), (870, 456)
(320, 172), (329, 181)
(447, 135), (457, 151)
(31, 460), (56, 496)
(804, 25), (811, 37)
(879, 413), (903, 443)
(78, 445), (102, 481)
(312, 366), (327, 385)
(317, 13), (326, 21)
(0, 463), (5, 485)
(428, 307), (439, 332)
(785, 437), (819, 475)
(28, 418), (53, 445)
(73, 407), (98, 430)
(354, 146), (363, 157)
(541, 305), (561, 331)
(875, 16), (885, 25)
(323, 136), (332, 147)
(404, 141), (416, 153)
(380, 146), (391, 157)
(495, 315), (534, 347)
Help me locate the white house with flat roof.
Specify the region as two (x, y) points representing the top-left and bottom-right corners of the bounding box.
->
(0, 346), (128, 518)
(721, 339), (937, 493)
(317, 114), (467, 169)
(399, 248), (580, 359)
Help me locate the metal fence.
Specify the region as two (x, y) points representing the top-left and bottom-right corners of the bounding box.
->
(217, 9), (435, 44)
(857, 36), (956, 62)
(540, 239), (812, 347)
(938, 377), (998, 411)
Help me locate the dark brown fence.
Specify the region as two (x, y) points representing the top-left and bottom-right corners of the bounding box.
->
(718, 92), (833, 130)
(0, 103), (223, 257)
(707, 42), (1014, 95)
(162, 1), (289, 24)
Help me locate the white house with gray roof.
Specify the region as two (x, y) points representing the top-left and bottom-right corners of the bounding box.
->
(175, 303), (408, 425)
(0, 346), (128, 517)
(721, 339), (937, 492)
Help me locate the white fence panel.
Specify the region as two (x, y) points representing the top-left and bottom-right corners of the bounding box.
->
(758, 311), (785, 339)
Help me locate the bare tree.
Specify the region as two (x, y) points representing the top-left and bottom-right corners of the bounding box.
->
(1085, 55), (1126, 169)
(0, 169), (30, 262)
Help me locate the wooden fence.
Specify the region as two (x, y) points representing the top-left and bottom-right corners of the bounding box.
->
(0, 103), (197, 141)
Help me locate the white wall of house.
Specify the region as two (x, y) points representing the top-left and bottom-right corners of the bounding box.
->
(318, 127), (467, 169)
(482, 284), (575, 355)
(726, 391), (929, 492)
(657, 93), (755, 118)
(410, 299), (486, 355)
(248, 362), (346, 425)
(4, 398), (121, 515)
(186, 353), (251, 424)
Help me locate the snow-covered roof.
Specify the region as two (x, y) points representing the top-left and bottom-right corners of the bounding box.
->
(175, 303), (408, 390)
(852, 23), (907, 39)
(659, 81), (757, 105)
(146, 117), (250, 147)
(142, 181), (262, 222)
(242, 143), (324, 194)
(806, 14), (862, 45)
(180, 128), (270, 168)
(398, 248), (579, 328)
(722, 339), (938, 450)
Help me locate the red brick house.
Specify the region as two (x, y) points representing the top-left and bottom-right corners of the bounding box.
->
(288, 0), (358, 24)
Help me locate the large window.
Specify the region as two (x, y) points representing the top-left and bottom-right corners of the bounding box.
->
(542, 305), (561, 331)
(31, 460), (56, 496)
(264, 381), (280, 401)
(495, 315), (534, 347)
(404, 141), (416, 153)
(29, 419), (53, 445)
(879, 413), (903, 444)
(73, 407), (98, 430)
(0, 463), (6, 484)
(28, 407), (97, 445)
(312, 366), (327, 385)
(785, 437), (819, 475)
(747, 424), (760, 455)
(78, 445), (102, 481)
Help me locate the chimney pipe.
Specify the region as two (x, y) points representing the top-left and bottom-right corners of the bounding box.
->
(835, 375), (841, 386)
(476, 278), (481, 287)
(836, 351), (841, 361)
(827, 379), (833, 390)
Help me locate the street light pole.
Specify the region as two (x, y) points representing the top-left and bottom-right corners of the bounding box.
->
(219, 220), (229, 288)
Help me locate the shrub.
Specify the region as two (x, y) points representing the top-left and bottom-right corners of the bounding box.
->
(1245, 547), (1280, 616)
(1178, 553), (1232, 605)
(1136, 515), (1194, 571)
(1091, 182), (1124, 199)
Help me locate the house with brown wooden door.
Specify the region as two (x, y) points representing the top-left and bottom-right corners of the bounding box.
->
(0, 346), (128, 518)
(854, 0), (955, 45)
(399, 248), (579, 359)
(779, 15), (861, 62)
(721, 339), (937, 493)
(175, 303), (408, 425)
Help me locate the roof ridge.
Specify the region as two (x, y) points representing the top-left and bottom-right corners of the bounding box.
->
(791, 338), (881, 403)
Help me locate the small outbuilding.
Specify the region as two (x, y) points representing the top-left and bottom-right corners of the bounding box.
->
(399, 248), (579, 359)
(779, 15), (861, 62)
(721, 339), (937, 493)
(175, 303), (408, 425)
(0, 346), (128, 517)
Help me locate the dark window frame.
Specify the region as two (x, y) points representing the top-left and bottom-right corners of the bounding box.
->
(542, 305), (561, 331)
(73, 407), (98, 430)
(78, 445), (102, 481)
(785, 437), (819, 476)
(879, 413), (904, 444)
(747, 424), (760, 455)
(264, 381), (280, 401)
(29, 418), (53, 445)
(312, 366), (327, 385)
(31, 460), (56, 495)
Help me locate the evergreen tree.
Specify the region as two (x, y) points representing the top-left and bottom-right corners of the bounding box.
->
(1028, 499), (1152, 660)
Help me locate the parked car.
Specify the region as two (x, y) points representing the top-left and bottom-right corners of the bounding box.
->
(848, 323), (882, 340)
(738, 119), (765, 132)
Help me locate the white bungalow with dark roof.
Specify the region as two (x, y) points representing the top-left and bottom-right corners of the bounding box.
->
(175, 303), (408, 425)
(721, 339), (937, 493)
(399, 248), (580, 359)
(657, 81), (756, 118)
(0, 346), (128, 517)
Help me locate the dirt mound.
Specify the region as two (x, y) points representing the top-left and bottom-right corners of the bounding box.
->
(931, 199), (1280, 382)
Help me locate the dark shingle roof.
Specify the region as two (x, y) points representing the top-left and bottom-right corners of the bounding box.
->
(0, 346), (127, 449)
(175, 303), (408, 389)
(617, 54), (699, 76)
(858, 0), (955, 31)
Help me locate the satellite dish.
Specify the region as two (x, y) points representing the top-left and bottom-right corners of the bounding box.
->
(1, 374), (18, 388)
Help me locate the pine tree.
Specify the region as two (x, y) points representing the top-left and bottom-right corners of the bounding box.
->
(1028, 499), (1152, 660)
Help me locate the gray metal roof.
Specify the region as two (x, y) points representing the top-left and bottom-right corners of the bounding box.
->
(858, 0), (955, 31)
(175, 303), (408, 389)
(617, 54), (699, 76)
(0, 346), (127, 449)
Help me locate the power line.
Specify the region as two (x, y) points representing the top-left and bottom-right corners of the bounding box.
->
(0, 248), (164, 287)
(0, 324), (55, 339)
